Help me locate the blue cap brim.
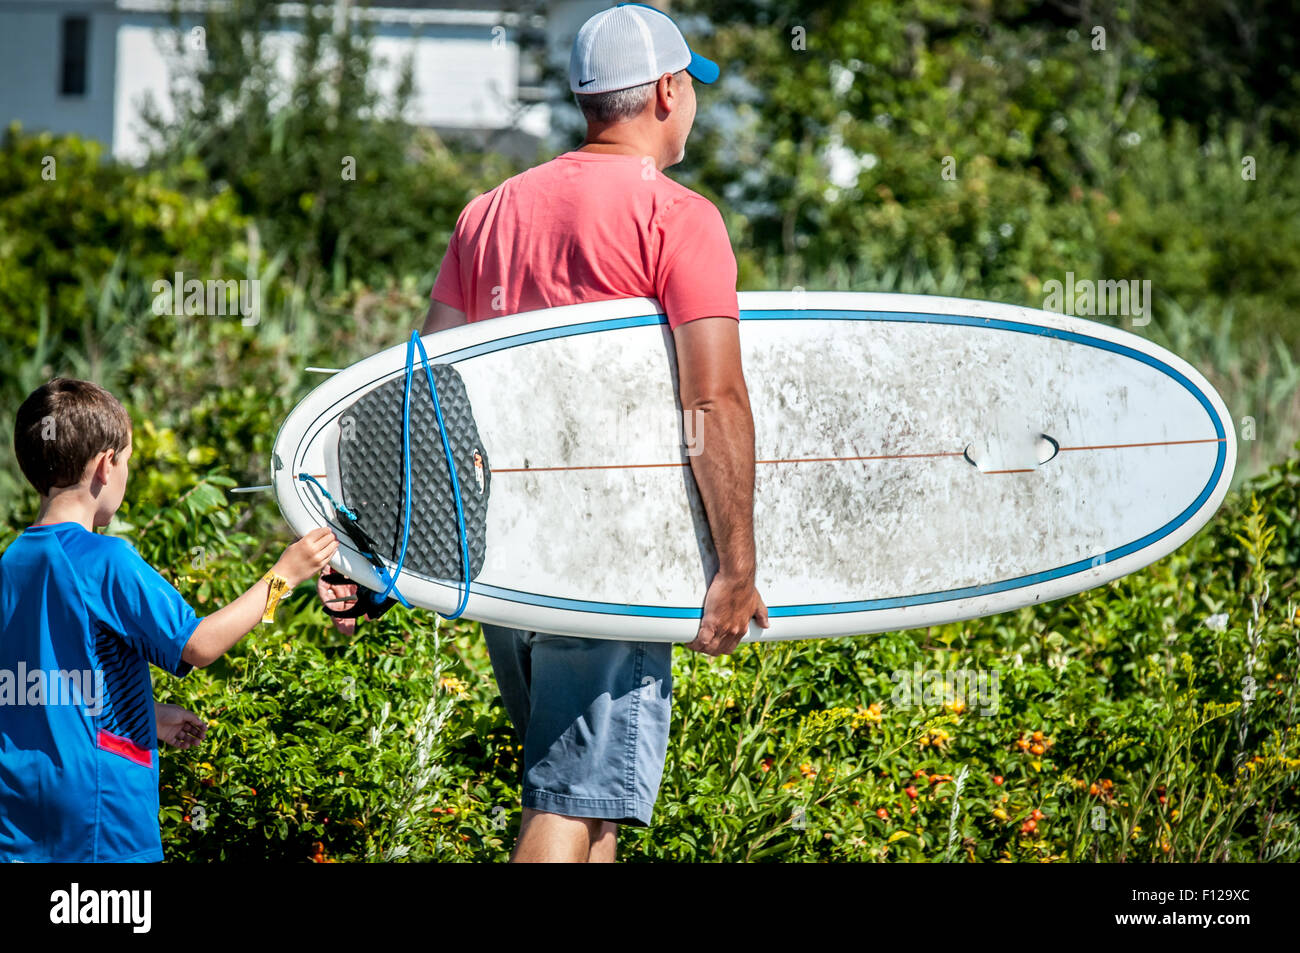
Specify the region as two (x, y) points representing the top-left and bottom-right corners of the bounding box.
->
(687, 50), (720, 84)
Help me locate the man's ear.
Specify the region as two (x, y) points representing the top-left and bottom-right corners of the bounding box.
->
(657, 71), (677, 110)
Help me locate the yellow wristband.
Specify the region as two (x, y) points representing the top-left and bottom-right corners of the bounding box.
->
(260, 569), (291, 624)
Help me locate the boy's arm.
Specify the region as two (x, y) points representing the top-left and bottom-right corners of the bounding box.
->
(182, 528), (337, 668)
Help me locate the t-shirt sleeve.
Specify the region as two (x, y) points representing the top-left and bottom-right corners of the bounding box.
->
(654, 196), (740, 330)
(430, 206), (468, 311)
(102, 539), (201, 678)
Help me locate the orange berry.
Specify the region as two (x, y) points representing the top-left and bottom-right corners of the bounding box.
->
(876, 808), (889, 819)
(905, 786), (919, 799)
(993, 775), (1004, 786)
(1030, 744), (1045, 755)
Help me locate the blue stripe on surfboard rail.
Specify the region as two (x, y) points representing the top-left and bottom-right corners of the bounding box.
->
(341, 308), (1232, 618)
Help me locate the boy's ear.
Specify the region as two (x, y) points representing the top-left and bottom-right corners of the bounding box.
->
(89, 449), (114, 487)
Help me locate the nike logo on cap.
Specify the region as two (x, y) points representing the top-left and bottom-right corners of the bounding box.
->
(579, 77), (597, 86)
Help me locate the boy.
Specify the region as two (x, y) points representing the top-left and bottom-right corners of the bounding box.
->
(0, 378), (336, 861)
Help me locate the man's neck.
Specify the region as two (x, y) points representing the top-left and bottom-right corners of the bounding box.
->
(578, 142), (638, 154)
(576, 134), (664, 169)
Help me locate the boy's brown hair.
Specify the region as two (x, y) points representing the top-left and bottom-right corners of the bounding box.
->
(13, 379), (132, 496)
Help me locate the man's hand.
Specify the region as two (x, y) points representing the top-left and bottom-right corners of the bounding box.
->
(317, 571), (361, 636)
(687, 571), (770, 656)
(155, 703), (207, 750)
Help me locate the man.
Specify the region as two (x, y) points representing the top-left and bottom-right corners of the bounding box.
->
(322, 2), (767, 862)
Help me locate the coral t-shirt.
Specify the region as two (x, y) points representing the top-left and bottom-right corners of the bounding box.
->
(431, 150), (739, 329)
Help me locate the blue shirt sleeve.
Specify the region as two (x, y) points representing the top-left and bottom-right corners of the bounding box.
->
(99, 538), (201, 678)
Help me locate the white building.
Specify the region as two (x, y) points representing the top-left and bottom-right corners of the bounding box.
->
(0, 0), (609, 162)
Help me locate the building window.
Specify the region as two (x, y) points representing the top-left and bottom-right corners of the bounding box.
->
(60, 16), (89, 96)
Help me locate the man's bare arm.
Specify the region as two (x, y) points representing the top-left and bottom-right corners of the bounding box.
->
(674, 316), (756, 576)
(423, 299), (468, 334)
(672, 316), (769, 654)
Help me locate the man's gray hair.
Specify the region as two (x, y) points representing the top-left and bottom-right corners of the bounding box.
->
(574, 81), (654, 123)
(575, 72), (680, 123)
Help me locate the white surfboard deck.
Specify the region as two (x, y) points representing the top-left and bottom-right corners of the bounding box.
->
(271, 292), (1236, 642)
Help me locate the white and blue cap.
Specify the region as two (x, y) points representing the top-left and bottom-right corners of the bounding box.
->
(569, 2), (721, 94)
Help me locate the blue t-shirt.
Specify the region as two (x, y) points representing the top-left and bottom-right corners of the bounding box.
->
(0, 522), (201, 862)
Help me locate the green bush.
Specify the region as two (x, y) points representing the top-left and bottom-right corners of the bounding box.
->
(0, 124), (248, 359)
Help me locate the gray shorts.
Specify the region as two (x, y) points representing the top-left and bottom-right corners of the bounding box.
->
(480, 623), (673, 827)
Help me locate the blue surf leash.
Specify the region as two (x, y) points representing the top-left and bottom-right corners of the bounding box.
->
(298, 329), (473, 620)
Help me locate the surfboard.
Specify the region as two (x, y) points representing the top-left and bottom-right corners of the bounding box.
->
(270, 291), (1237, 642)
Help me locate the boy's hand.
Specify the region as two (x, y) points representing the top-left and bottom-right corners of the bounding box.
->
(156, 703), (207, 749)
(182, 528), (339, 670)
(273, 528), (339, 587)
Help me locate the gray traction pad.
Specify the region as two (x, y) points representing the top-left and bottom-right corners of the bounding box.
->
(338, 366), (490, 582)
